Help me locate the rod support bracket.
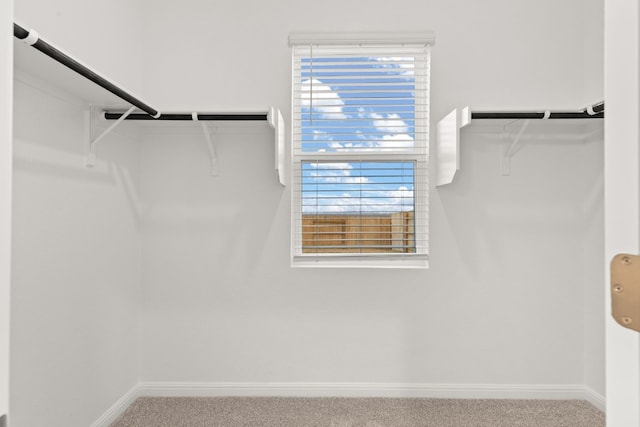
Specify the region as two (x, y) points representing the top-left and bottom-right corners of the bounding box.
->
(197, 118), (219, 176)
(500, 119), (530, 176)
(85, 106), (135, 167)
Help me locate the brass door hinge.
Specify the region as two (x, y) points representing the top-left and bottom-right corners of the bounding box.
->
(611, 254), (640, 332)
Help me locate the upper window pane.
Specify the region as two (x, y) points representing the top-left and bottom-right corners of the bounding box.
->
(293, 48), (429, 154)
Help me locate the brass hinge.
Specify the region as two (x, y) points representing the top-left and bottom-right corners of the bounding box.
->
(611, 254), (640, 332)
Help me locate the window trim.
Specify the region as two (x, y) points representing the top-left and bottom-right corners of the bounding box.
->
(288, 32), (436, 47)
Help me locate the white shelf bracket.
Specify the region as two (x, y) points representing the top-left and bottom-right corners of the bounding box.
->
(194, 113), (219, 176)
(435, 106), (471, 186)
(85, 105), (135, 167)
(268, 106), (286, 186)
(500, 119), (530, 176)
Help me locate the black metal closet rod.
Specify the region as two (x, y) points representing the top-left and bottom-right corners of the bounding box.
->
(13, 22), (160, 118)
(103, 112), (269, 121)
(471, 102), (604, 120)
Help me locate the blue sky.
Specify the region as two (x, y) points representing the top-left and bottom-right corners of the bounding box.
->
(299, 54), (417, 215)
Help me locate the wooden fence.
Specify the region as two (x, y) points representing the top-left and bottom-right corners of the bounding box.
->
(302, 211), (415, 253)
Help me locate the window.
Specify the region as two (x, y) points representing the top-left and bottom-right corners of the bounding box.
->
(290, 33), (433, 268)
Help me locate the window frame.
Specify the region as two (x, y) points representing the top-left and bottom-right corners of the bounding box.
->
(289, 33), (434, 269)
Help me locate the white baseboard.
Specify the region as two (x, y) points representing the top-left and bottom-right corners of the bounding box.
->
(583, 386), (606, 412)
(137, 381), (593, 401)
(90, 385), (140, 427)
(93, 381), (605, 425)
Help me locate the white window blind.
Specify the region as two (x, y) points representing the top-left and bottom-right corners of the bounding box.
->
(290, 35), (431, 267)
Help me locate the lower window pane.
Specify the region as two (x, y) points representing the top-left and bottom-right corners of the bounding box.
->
(301, 161), (416, 254)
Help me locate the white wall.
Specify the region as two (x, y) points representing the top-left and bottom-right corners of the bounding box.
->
(11, 1), (147, 426)
(140, 0), (587, 117)
(582, 0), (606, 403)
(10, 78), (141, 427)
(139, 123), (602, 390)
(582, 127), (605, 401)
(7, 0), (605, 423)
(137, 0), (605, 397)
(1, 0), (14, 422)
(583, 0), (605, 104)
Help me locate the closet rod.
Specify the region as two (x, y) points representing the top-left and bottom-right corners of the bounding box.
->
(13, 23), (160, 118)
(471, 101), (604, 120)
(103, 112), (268, 121)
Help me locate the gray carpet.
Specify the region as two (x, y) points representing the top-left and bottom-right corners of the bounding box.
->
(110, 397), (605, 427)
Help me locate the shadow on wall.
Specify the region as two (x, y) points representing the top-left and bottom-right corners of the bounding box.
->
(140, 127), (287, 281)
(12, 154), (143, 230)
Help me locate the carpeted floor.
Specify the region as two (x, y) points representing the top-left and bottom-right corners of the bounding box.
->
(110, 397), (605, 427)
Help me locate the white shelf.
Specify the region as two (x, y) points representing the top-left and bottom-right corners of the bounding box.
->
(435, 106), (604, 186)
(14, 37), (286, 186)
(13, 38), (135, 110)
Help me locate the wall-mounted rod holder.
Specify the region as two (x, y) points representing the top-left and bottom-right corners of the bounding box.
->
(268, 107), (286, 187)
(14, 22), (159, 118)
(435, 106), (471, 186)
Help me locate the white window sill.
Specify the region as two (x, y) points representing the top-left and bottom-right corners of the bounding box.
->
(291, 254), (429, 269)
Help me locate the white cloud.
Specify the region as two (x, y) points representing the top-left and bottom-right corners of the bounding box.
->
(308, 162), (352, 170)
(385, 186), (415, 209)
(374, 56), (414, 66)
(302, 197), (358, 214)
(377, 134), (414, 149)
(312, 130), (326, 140)
(307, 163), (370, 185)
(303, 183), (414, 214)
(301, 79), (347, 119)
(370, 113), (409, 133)
(330, 176), (369, 184)
(362, 113), (415, 150)
(373, 56), (416, 76)
(358, 186), (414, 213)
